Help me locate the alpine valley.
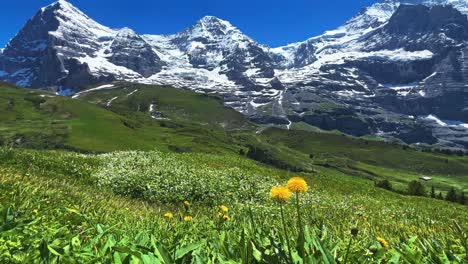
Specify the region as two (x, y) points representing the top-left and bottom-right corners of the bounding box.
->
(1, 0), (468, 149)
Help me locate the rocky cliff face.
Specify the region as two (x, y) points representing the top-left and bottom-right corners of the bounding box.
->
(107, 28), (164, 78)
(1, 0), (467, 149)
(0, 0), (117, 88)
(270, 2), (468, 149)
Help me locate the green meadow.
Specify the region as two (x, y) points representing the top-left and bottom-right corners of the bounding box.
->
(0, 82), (467, 263)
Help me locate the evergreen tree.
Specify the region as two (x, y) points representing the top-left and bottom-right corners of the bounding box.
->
(430, 186), (436, 198)
(376, 179), (392, 191)
(408, 180), (425, 196)
(437, 192), (443, 200)
(459, 192), (466, 205)
(445, 187), (458, 202)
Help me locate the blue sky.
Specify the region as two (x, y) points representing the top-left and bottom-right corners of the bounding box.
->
(0, 0), (379, 48)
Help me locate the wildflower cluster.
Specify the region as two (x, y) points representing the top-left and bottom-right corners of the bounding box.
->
(94, 151), (274, 204)
(163, 212), (173, 219)
(270, 176), (309, 260)
(377, 237), (390, 249)
(217, 205), (231, 222)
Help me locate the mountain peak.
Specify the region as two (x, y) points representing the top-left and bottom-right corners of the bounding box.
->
(117, 27), (137, 36)
(42, 0), (80, 14)
(173, 15), (244, 44)
(191, 15), (237, 35)
(39, 0), (115, 38)
(199, 15), (231, 25)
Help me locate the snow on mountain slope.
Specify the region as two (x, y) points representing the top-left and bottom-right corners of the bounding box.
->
(2, 0), (465, 90)
(0, 1), (279, 92)
(141, 25), (240, 91)
(141, 15), (279, 92)
(271, 0), (468, 68)
(276, 49), (434, 84)
(45, 0), (116, 60)
(174, 16), (256, 57)
(47, 0), (115, 40)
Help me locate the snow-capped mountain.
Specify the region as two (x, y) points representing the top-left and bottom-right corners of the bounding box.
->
(271, 0), (468, 68)
(141, 15), (280, 94)
(1, 0), (467, 149)
(0, 0), (119, 87)
(271, 0), (468, 149)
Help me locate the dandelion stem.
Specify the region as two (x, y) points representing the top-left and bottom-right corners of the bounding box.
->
(343, 236), (353, 264)
(248, 205), (256, 231)
(280, 203), (293, 263)
(295, 192), (305, 259)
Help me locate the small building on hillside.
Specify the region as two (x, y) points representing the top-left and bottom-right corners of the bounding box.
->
(419, 176), (432, 181)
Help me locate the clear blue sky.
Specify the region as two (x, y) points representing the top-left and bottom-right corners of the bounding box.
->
(0, 0), (379, 48)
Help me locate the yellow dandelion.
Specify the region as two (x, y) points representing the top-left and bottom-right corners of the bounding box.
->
(219, 205), (228, 212)
(270, 186), (292, 202)
(163, 212), (174, 219)
(184, 216), (193, 222)
(377, 237), (390, 249)
(222, 215), (231, 221)
(287, 177), (308, 193)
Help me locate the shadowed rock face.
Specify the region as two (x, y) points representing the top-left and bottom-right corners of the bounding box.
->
(107, 28), (164, 78)
(363, 4), (468, 52)
(1, 0), (468, 149)
(0, 4), (61, 87)
(0, 1), (112, 88)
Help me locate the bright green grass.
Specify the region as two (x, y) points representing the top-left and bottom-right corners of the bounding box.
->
(0, 83), (245, 153)
(354, 162), (468, 193)
(259, 128), (468, 192)
(2, 82), (466, 194)
(0, 148), (467, 263)
(78, 82), (252, 130)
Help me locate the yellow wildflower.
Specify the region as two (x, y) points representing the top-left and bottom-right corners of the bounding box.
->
(287, 177), (308, 193)
(184, 216), (193, 222)
(270, 186), (292, 202)
(222, 215), (231, 221)
(377, 237), (390, 249)
(219, 205), (228, 212)
(163, 212), (174, 219)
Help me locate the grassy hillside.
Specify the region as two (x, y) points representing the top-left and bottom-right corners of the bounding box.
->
(1, 82), (467, 262)
(258, 128), (468, 193)
(1, 148), (467, 263)
(1, 82), (467, 193)
(0, 82), (248, 153)
(1, 82), (467, 192)
(77, 82), (251, 130)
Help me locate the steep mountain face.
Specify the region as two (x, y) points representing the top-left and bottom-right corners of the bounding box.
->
(364, 5), (468, 52)
(270, 1), (468, 149)
(0, 0), (164, 89)
(107, 28), (164, 77)
(1, 0), (467, 149)
(0, 0), (116, 88)
(170, 16), (278, 91)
